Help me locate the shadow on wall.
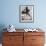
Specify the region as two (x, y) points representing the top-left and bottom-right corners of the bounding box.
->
(0, 24), (7, 43)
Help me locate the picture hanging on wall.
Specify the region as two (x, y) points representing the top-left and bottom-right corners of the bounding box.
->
(19, 5), (34, 23)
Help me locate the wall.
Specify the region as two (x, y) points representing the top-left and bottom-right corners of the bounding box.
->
(0, 0), (46, 43)
(0, 0), (46, 29)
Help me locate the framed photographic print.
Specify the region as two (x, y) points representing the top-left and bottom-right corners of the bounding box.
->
(19, 5), (34, 23)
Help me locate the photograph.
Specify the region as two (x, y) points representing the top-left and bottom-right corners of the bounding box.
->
(19, 5), (34, 23)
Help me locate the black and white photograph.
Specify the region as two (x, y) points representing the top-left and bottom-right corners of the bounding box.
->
(19, 5), (34, 23)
